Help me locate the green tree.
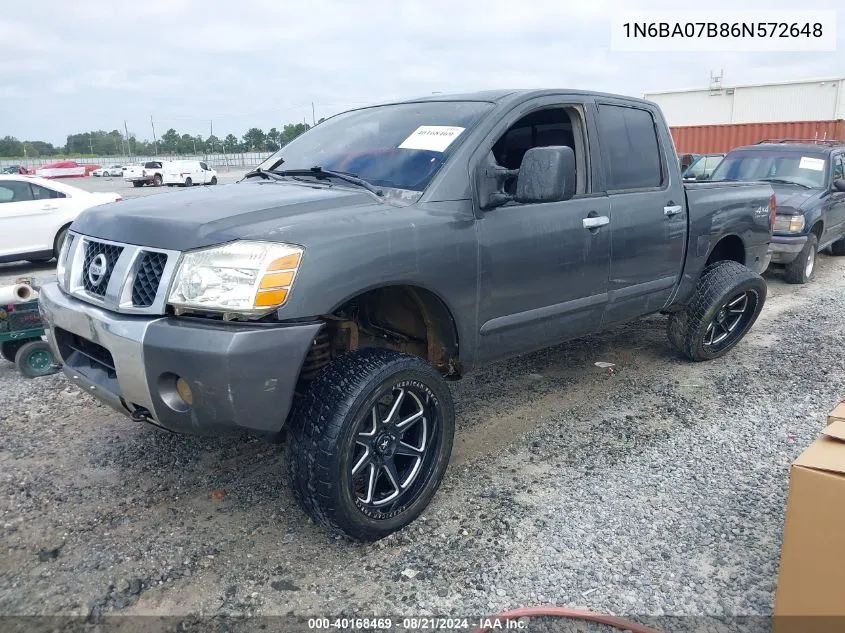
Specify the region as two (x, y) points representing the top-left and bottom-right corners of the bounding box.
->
(0, 136), (25, 157)
(223, 134), (240, 152)
(160, 128), (180, 154)
(242, 127), (266, 151)
(206, 135), (221, 152)
(280, 123), (310, 145)
(266, 127), (281, 151)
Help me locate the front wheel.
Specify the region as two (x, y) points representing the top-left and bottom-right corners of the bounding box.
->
(153, 174), (163, 186)
(287, 348), (455, 541)
(210, 176), (218, 185)
(667, 260), (766, 362)
(53, 226), (69, 259)
(784, 233), (818, 284)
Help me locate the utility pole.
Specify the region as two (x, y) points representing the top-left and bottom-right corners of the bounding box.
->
(311, 102), (316, 126)
(124, 120), (132, 158)
(150, 115), (158, 155)
(89, 135), (94, 155)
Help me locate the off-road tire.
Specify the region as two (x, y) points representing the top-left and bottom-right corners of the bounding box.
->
(784, 233), (818, 284)
(829, 237), (845, 256)
(286, 348), (455, 541)
(667, 260), (766, 362)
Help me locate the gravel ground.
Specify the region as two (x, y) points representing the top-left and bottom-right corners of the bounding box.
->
(1, 189), (844, 630)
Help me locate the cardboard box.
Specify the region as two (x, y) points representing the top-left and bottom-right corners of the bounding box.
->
(774, 417), (845, 623)
(827, 401), (845, 426)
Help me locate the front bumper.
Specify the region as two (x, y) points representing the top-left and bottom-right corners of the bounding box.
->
(769, 234), (808, 265)
(38, 283), (322, 436)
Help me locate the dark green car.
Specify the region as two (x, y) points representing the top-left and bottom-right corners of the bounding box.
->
(711, 140), (845, 284)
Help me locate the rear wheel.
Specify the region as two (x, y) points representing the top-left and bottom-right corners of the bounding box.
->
(132, 181), (143, 187)
(287, 348), (455, 541)
(15, 340), (60, 378)
(667, 260), (766, 362)
(784, 233), (818, 284)
(184, 177), (193, 187)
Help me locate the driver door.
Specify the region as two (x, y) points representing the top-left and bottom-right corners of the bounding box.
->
(473, 98), (611, 364)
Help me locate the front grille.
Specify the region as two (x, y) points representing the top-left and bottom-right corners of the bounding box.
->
(82, 240), (124, 297)
(132, 252), (168, 307)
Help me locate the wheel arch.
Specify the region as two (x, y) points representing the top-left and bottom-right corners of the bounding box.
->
(705, 233), (746, 267)
(320, 282), (462, 378)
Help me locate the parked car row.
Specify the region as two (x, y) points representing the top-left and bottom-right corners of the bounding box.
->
(3, 160), (219, 187)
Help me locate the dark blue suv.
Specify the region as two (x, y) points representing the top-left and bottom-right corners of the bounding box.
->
(711, 140), (845, 283)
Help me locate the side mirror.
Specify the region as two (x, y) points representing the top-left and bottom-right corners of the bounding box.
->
(834, 178), (845, 192)
(475, 153), (519, 210)
(515, 146), (576, 204)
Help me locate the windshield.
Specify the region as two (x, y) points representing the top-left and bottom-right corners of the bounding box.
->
(710, 150), (828, 188)
(255, 101), (494, 199)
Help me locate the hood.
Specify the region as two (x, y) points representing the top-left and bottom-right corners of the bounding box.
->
(70, 180), (385, 251)
(770, 183), (822, 213)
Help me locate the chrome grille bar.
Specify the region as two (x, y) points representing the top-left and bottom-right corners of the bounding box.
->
(60, 232), (182, 315)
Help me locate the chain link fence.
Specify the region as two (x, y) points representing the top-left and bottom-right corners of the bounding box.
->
(0, 152), (273, 171)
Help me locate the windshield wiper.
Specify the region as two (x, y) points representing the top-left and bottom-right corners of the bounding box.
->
(759, 177), (812, 189)
(241, 167), (287, 181)
(272, 167), (384, 197)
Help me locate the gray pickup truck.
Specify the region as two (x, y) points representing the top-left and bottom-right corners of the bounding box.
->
(39, 90), (774, 540)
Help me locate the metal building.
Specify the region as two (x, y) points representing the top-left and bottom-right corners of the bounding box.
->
(644, 75), (845, 153)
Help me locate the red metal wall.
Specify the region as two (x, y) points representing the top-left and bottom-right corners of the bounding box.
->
(671, 120), (845, 154)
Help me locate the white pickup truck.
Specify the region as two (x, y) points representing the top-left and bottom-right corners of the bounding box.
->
(123, 161), (165, 187)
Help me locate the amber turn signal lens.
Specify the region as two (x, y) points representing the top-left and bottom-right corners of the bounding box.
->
(255, 288), (289, 307)
(175, 377), (194, 406)
(267, 253), (301, 271)
(259, 271), (294, 289)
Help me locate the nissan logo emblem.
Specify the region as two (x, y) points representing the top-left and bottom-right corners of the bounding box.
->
(87, 253), (108, 287)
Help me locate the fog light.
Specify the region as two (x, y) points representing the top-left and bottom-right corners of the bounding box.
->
(175, 377), (194, 406)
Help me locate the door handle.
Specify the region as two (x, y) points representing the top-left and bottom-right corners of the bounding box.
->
(664, 205), (683, 216)
(582, 216), (610, 229)
(41, 205), (58, 211)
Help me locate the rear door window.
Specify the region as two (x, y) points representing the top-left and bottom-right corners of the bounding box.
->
(597, 104), (664, 190)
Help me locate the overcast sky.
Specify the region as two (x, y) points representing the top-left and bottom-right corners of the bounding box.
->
(2, 0), (842, 145)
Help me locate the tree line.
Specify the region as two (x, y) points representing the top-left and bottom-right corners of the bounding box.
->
(0, 121), (324, 159)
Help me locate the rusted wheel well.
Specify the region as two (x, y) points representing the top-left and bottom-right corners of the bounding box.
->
(706, 235), (745, 267)
(299, 286), (461, 388)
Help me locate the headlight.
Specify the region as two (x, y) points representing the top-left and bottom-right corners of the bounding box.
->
(56, 233), (74, 290)
(773, 214), (805, 233)
(167, 241), (303, 315)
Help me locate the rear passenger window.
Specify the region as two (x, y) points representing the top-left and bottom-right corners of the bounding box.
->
(597, 105), (663, 190)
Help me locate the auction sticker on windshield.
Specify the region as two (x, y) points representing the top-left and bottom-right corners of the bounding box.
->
(799, 156), (825, 171)
(399, 126), (465, 152)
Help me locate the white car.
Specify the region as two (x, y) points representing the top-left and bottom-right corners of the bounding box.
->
(163, 160), (218, 187)
(0, 175), (122, 264)
(92, 165), (124, 177)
